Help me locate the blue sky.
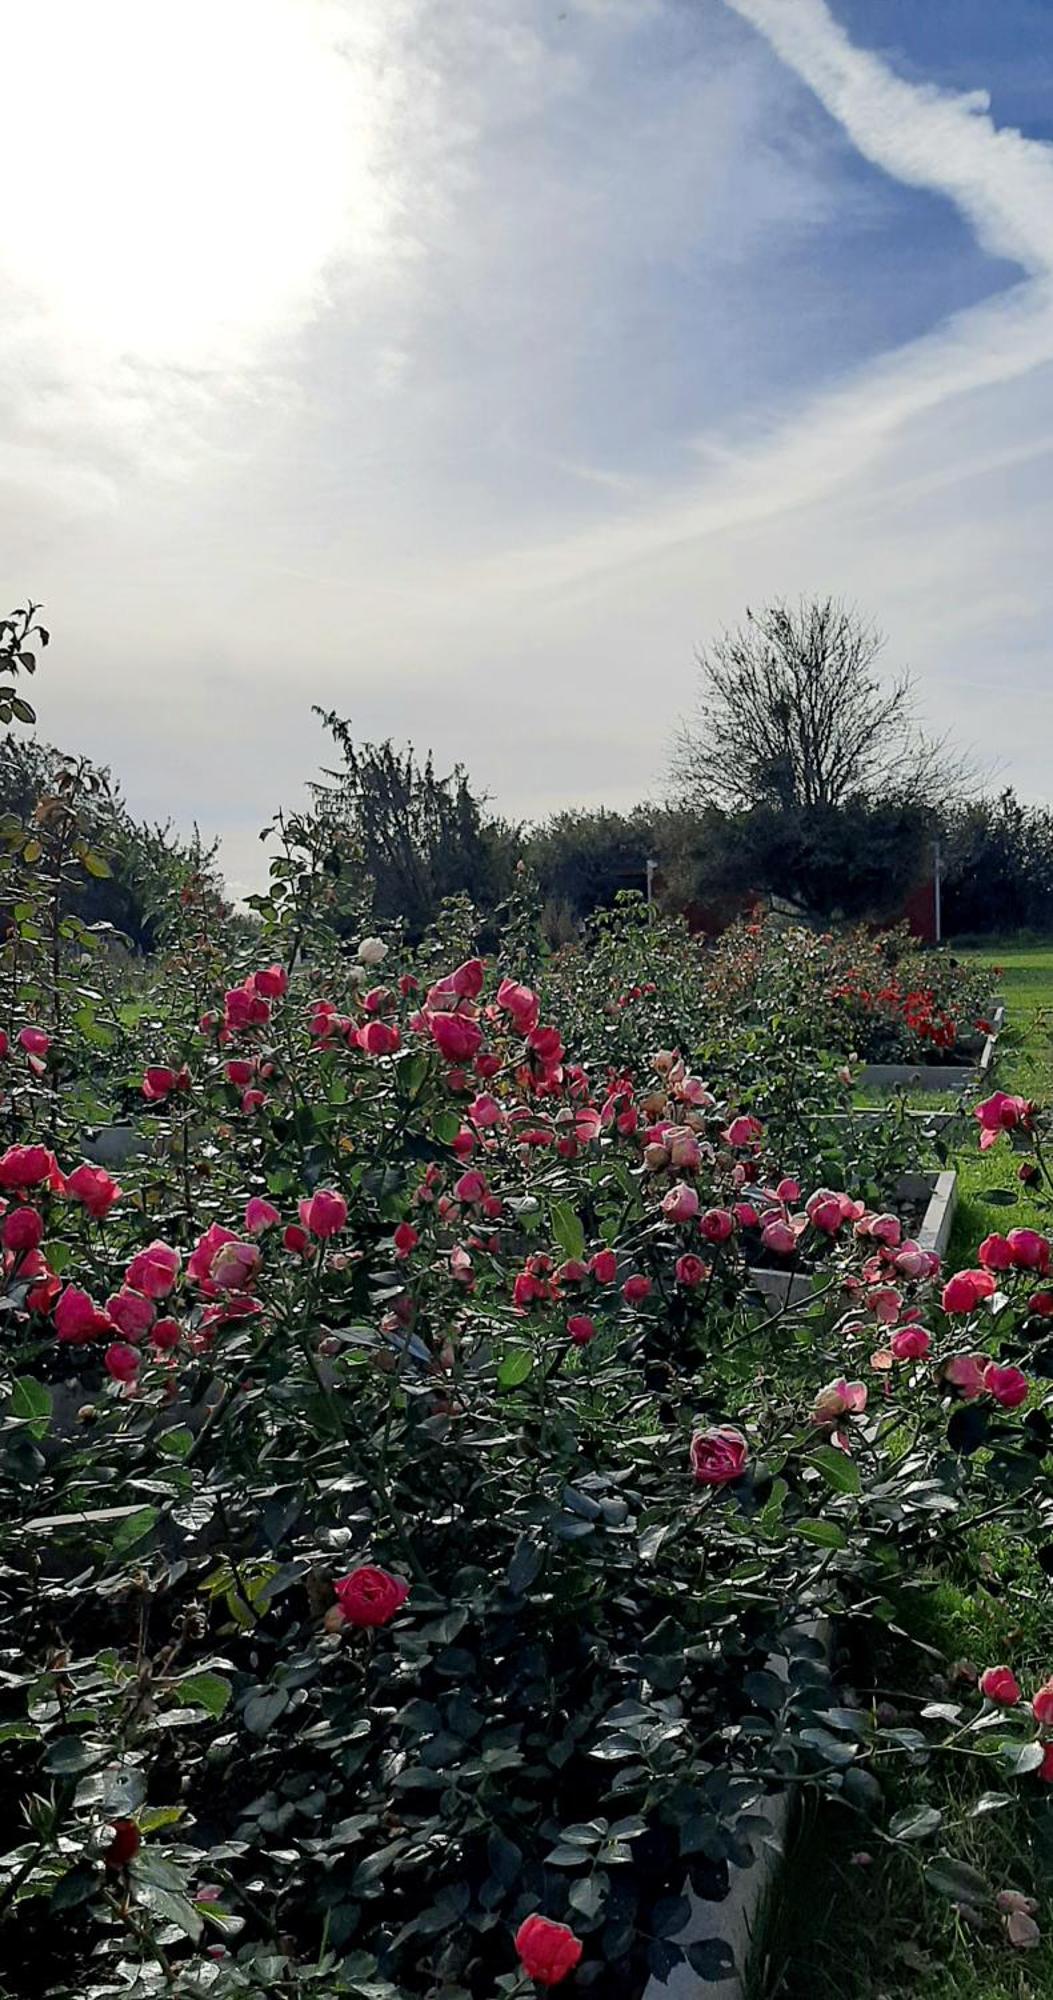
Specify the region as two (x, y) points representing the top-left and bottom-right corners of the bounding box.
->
(2, 0), (1053, 890)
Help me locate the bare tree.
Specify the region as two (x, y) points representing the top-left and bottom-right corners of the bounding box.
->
(672, 598), (961, 813)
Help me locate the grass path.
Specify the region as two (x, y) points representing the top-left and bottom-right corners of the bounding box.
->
(761, 942), (1053, 2000)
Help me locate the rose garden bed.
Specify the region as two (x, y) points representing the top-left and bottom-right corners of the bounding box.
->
(1, 742), (1052, 2000)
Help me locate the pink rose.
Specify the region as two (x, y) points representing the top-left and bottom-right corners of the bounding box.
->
(106, 1289), (156, 1341)
(590, 1249), (617, 1284)
(868, 1286), (903, 1326)
(469, 1093), (502, 1128)
(2, 1206), (44, 1254)
(125, 1240), (182, 1299)
(67, 1163), (122, 1219)
(776, 1178), (801, 1204)
(1032, 1678), (1053, 1725)
(1008, 1228), (1050, 1272)
(245, 1196), (280, 1234)
(209, 1239), (262, 1293)
(890, 1324), (932, 1361)
(495, 979), (540, 1035)
(54, 1286), (112, 1344)
(942, 1351), (988, 1399)
(333, 1566), (409, 1628)
(298, 1188), (348, 1239)
(0, 1145), (63, 1192)
(724, 1115), (763, 1148)
(813, 1378), (867, 1425)
(621, 1274), (652, 1306)
(661, 1184), (700, 1223)
(453, 1171), (487, 1206)
(675, 1254), (707, 1288)
(253, 964), (289, 999)
(428, 1011), (484, 1064)
(975, 1091), (1032, 1150)
(699, 1207), (735, 1244)
(18, 1025), (50, 1059)
(978, 1234), (1015, 1271)
(690, 1424), (749, 1486)
(980, 1665), (1021, 1706)
(983, 1362), (1029, 1408)
(761, 1218), (798, 1257)
(105, 1342), (141, 1384)
(566, 1314), (596, 1346)
(941, 1270), (996, 1314)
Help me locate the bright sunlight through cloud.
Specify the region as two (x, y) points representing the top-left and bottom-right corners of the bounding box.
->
(0, 0), (402, 367)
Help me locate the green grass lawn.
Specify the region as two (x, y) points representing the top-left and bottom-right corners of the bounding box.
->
(759, 940), (1053, 2000)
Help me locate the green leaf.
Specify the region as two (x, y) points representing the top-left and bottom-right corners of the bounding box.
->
(924, 1856), (990, 1906)
(50, 1863), (100, 1911)
(158, 1429), (194, 1460)
(808, 1446), (861, 1496)
(176, 1673), (232, 1718)
(44, 1736), (98, 1775)
(889, 1805), (942, 1843)
(795, 1518), (846, 1549)
(110, 1507), (159, 1554)
(81, 849), (113, 879)
(133, 1882), (203, 1941)
(550, 1200), (586, 1263)
(507, 1537), (543, 1595)
(243, 1688), (289, 1735)
(10, 1376), (51, 1438)
(498, 1349), (533, 1390)
(686, 1939), (736, 1982)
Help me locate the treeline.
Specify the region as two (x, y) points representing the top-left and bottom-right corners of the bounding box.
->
(6, 594), (1051, 948)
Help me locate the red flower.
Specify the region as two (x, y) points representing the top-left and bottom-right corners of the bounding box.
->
(2, 1207), (44, 1254)
(590, 1249), (617, 1284)
(54, 1286), (113, 1343)
(104, 1819), (141, 1870)
(979, 1665), (1021, 1707)
(253, 963), (288, 999)
(983, 1362), (1029, 1408)
(941, 1270), (996, 1314)
(675, 1253), (707, 1288)
(333, 1566), (409, 1628)
(429, 1012), (484, 1064)
(1032, 1677), (1053, 1725)
(298, 1188), (348, 1238)
(515, 1914), (583, 1986)
(67, 1162), (122, 1219)
(105, 1342), (141, 1384)
(393, 1222), (419, 1258)
(0, 1144), (63, 1193)
(566, 1314), (596, 1346)
(125, 1241), (182, 1299)
(690, 1425), (749, 1486)
(621, 1274), (652, 1306)
(142, 1065), (190, 1102)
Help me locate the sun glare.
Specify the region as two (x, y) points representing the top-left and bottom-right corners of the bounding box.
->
(0, 0), (400, 366)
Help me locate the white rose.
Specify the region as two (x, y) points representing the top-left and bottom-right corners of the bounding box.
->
(357, 936), (388, 967)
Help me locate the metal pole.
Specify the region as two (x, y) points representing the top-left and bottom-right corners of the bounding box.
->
(646, 858), (656, 917)
(933, 838), (942, 945)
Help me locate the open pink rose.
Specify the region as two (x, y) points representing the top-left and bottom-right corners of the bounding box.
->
(690, 1424), (749, 1486)
(983, 1362), (1029, 1408)
(67, 1163), (122, 1218)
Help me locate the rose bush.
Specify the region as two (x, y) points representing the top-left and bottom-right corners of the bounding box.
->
(0, 908), (1050, 2000)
